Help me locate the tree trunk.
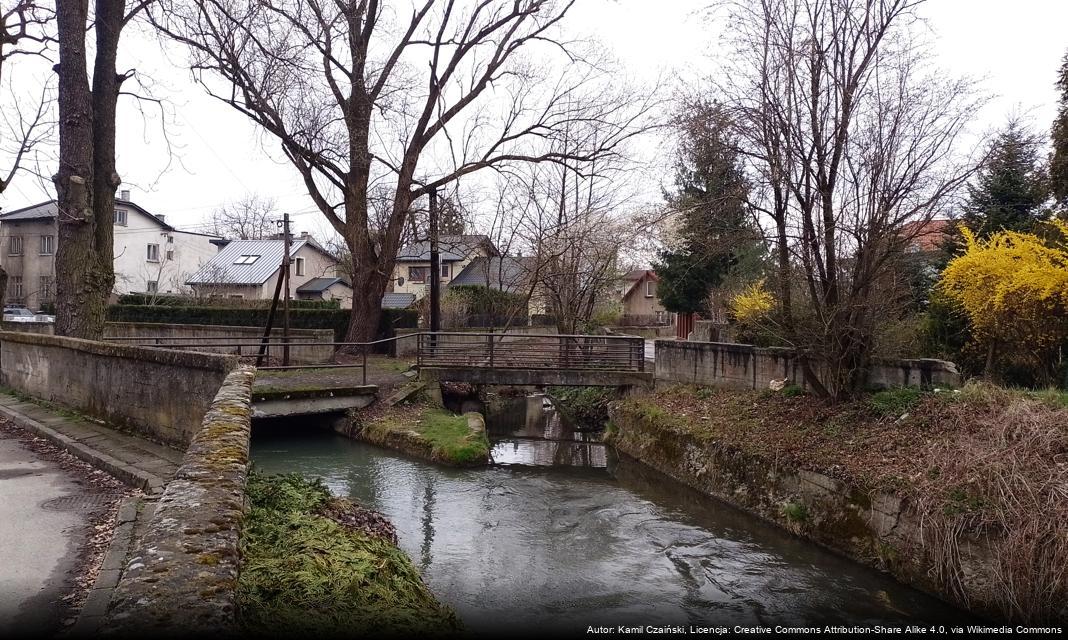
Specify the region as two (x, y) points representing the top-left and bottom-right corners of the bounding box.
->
(343, 270), (387, 344)
(53, 0), (123, 339)
(53, 0), (98, 338)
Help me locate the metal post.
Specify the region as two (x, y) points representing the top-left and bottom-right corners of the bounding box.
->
(488, 333), (494, 367)
(362, 347), (368, 386)
(282, 213), (292, 366)
(428, 188), (440, 351)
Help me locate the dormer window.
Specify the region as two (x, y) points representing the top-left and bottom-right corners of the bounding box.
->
(234, 255), (260, 265)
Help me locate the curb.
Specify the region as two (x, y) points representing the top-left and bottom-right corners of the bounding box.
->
(0, 403), (166, 494)
(68, 495), (142, 638)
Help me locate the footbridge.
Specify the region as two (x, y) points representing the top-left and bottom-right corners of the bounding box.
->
(415, 332), (653, 387)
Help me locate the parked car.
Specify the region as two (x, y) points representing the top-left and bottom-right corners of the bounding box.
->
(3, 307), (54, 323)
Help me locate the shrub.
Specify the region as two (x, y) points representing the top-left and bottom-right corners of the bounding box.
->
(867, 387), (924, 417)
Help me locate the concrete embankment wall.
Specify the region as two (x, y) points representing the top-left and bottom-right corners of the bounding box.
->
(0, 331), (235, 447)
(606, 403), (999, 620)
(0, 321), (335, 364)
(655, 339), (960, 390)
(104, 322), (335, 364)
(106, 365), (255, 634)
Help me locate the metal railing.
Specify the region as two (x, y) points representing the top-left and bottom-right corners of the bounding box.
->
(416, 332), (645, 372)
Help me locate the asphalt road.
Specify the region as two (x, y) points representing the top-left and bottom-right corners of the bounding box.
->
(0, 434), (91, 636)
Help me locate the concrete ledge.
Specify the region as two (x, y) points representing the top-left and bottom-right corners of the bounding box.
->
(70, 495), (141, 638)
(0, 330), (236, 371)
(419, 366), (653, 388)
(0, 403), (166, 493)
(251, 385), (378, 418)
(105, 365), (256, 635)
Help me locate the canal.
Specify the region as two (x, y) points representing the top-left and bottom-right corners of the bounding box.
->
(250, 394), (966, 632)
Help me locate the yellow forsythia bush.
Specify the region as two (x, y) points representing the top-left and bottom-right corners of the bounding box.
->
(730, 279), (775, 322)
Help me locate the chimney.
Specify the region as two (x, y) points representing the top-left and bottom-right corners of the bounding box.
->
(155, 214), (166, 223)
(300, 231), (310, 239)
(119, 189), (130, 201)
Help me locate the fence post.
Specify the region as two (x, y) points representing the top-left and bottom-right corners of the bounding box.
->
(488, 333), (494, 367)
(362, 346), (368, 386)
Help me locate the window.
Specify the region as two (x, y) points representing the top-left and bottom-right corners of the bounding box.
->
(39, 276), (53, 302)
(146, 281), (158, 293)
(114, 209), (127, 226)
(8, 236), (22, 256)
(645, 279), (654, 297)
(233, 255), (260, 265)
(440, 263), (450, 278)
(294, 257), (305, 276)
(39, 235), (54, 255)
(147, 244), (160, 262)
(408, 266), (428, 283)
(166, 249), (175, 261)
(12, 276), (22, 299)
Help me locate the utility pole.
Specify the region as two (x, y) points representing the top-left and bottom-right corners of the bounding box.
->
(429, 187), (440, 335)
(281, 213), (292, 366)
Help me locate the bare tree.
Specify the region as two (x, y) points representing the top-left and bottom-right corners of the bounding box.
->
(1, 0), (53, 306)
(53, 0), (155, 338)
(152, 0), (654, 341)
(210, 193), (276, 240)
(720, 0), (983, 398)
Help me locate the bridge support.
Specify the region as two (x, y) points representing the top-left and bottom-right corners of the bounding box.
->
(251, 385), (378, 419)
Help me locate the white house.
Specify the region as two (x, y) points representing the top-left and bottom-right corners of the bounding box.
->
(390, 235), (498, 300)
(0, 192), (223, 308)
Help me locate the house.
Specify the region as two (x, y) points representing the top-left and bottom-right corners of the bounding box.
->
(185, 235), (352, 308)
(900, 218), (951, 254)
(0, 192), (222, 309)
(447, 255), (547, 321)
(381, 292), (416, 309)
(619, 269), (670, 326)
(390, 235), (498, 300)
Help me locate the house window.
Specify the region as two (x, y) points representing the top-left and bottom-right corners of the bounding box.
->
(408, 266), (428, 283)
(147, 244), (160, 262)
(12, 276), (22, 300)
(440, 263), (450, 278)
(233, 255), (260, 265)
(147, 280), (158, 293)
(8, 236), (22, 256)
(114, 209), (127, 226)
(39, 235), (54, 255)
(645, 279), (654, 297)
(166, 249), (175, 261)
(294, 257), (305, 276)
(39, 276), (53, 301)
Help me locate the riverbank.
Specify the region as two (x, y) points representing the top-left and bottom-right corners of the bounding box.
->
(237, 473), (460, 635)
(607, 383), (1068, 623)
(350, 399), (490, 466)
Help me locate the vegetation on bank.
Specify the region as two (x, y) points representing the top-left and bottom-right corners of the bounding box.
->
(356, 399), (490, 466)
(237, 473), (460, 636)
(547, 386), (618, 428)
(612, 383), (1068, 623)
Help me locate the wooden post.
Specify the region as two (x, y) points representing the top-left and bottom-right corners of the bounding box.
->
(282, 213), (292, 366)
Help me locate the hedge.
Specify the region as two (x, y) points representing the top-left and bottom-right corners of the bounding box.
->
(106, 304), (418, 345)
(117, 293), (341, 310)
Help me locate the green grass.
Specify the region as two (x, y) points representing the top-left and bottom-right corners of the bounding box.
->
(414, 409), (489, 465)
(867, 387), (924, 417)
(237, 473), (460, 636)
(781, 501), (809, 523)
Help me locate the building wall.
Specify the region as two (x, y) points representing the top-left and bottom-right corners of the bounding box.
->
(0, 206), (220, 305)
(0, 219), (57, 309)
(113, 207), (220, 295)
(622, 275), (667, 321)
(391, 250), (487, 299)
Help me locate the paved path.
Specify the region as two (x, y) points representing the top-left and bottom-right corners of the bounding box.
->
(0, 432), (92, 636)
(0, 395), (182, 492)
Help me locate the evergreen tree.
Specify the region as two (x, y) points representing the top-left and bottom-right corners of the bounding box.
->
(654, 100), (763, 314)
(959, 119), (1049, 239)
(1051, 50), (1068, 209)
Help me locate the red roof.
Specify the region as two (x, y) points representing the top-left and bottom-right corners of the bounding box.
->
(900, 219), (950, 252)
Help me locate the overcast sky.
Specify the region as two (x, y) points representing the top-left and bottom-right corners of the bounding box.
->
(2, 0), (1067, 242)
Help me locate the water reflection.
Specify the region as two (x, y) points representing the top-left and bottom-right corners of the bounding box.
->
(485, 394), (608, 467)
(249, 401), (970, 632)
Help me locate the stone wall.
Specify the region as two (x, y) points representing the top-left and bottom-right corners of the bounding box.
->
(104, 322), (335, 365)
(0, 331), (235, 446)
(606, 403), (999, 620)
(655, 339), (960, 390)
(106, 365), (255, 634)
